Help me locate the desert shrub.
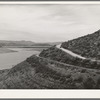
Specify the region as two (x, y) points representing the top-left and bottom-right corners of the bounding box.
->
(96, 63), (100, 69)
(64, 78), (78, 89)
(83, 77), (95, 89)
(95, 77), (100, 88)
(80, 59), (91, 68)
(74, 76), (83, 83)
(90, 61), (98, 68)
(96, 71), (100, 74)
(59, 77), (66, 84)
(26, 56), (40, 65)
(61, 30), (100, 59)
(81, 69), (87, 73)
(72, 57), (82, 66)
(66, 74), (71, 78)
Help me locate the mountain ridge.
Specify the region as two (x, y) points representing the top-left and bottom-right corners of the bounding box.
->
(61, 29), (100, 59)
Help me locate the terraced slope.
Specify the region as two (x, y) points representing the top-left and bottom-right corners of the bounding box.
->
(39, 46), (100, 69)
(0, 55), (100, 89)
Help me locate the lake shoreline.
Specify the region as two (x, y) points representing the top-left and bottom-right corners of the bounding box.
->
(0, 48), (17, 54)
(0, 48), (41, 70)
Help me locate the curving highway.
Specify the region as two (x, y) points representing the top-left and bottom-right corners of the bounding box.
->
(56, 44), (86, 59)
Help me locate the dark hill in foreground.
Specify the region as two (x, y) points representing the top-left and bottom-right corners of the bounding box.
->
(0, 55), (100, 89)
(61, 29), (100, 60)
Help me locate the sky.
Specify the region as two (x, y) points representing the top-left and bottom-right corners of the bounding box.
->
(0, 4), (100, 42)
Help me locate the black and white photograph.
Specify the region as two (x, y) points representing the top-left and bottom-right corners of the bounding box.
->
(0, 2), (100, 89)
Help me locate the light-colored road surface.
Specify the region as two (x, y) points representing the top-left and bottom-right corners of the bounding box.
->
(56, 44), (86, 59)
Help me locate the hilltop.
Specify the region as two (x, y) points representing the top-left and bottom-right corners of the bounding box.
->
(61, 29), (100, 60)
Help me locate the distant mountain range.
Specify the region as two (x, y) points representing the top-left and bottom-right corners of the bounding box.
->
(0, 40), (61, 47)
(0, 40), (34, 47)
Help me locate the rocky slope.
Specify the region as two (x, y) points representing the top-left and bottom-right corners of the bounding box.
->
(61, 29), (100, 60)
(0, 55), (100, 89)
(39, 46), (100, 69)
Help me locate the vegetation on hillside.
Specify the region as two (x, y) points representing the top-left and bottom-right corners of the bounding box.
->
(61, 29), (100, 59)
(0, 55), (100, 89)
(39, 46), (100, 69)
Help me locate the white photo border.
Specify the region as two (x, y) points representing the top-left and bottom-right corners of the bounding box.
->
(0, 1), (100, 98)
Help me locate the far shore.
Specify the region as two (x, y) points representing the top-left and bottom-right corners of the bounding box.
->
(0, 46), (49, 54)
(3, 46), (51, 48)
(0, 48), (17, 54)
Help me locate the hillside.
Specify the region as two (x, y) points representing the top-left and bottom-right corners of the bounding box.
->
(0, 55), (100, 89)
(61, 29), (100, 60)
(39, 46), (100, 69)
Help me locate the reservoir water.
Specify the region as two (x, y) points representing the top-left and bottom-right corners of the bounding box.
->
(0, 48), (40, 70)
